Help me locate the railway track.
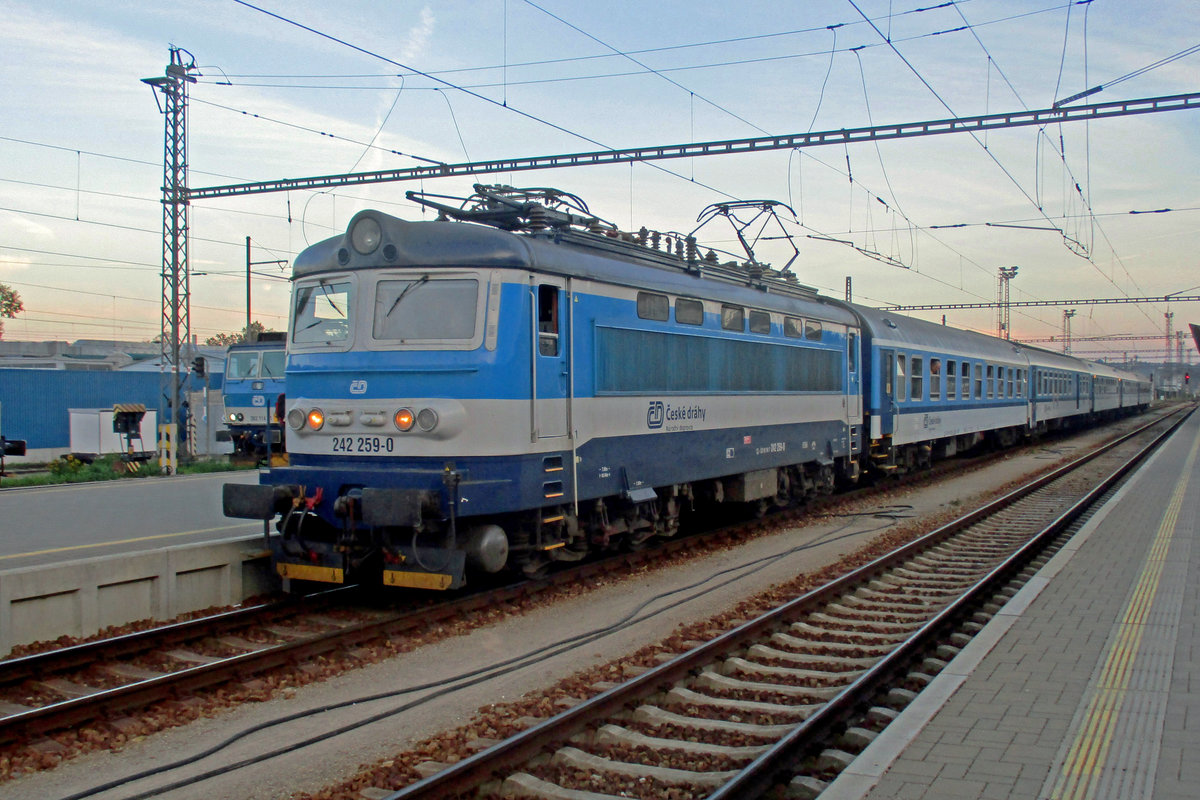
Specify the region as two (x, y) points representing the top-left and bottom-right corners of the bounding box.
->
(0, 410), (1175, 791)
(380, 408), (1187, 800)
(0, 428), (1022, 751)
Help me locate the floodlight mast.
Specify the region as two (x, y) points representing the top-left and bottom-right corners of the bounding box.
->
(142, 46), (197, 475)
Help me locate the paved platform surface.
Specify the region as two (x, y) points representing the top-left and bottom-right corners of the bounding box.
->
(0, 471), (262, 568)
(825, 407), (1200, 800)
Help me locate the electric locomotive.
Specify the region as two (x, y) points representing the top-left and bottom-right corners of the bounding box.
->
(218, 332), (287, 460)
(223, 186), (865, 589)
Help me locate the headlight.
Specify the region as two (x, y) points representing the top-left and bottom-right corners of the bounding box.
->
(287, 408), (305, 431)
(227, 413), (237, 423)
(394, 408), (415, 431)
(416, 407), (438, 432)
(350, 216), (382, 255)
(307, 408), (325, 430)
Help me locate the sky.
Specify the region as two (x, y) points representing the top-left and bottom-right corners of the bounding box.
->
(1, 0), (1197, 361)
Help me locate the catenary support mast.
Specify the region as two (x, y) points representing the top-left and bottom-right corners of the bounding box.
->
(143, 47), (198, 474)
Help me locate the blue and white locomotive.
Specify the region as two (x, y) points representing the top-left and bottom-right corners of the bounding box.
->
(218, 333), (287, 459)
(222, 185), (1150, 590)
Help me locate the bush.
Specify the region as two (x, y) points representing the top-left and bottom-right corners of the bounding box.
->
(47, 454), (87, 477)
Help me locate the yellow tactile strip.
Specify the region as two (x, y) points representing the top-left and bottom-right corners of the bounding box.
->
(1045, 430), (1199, 800)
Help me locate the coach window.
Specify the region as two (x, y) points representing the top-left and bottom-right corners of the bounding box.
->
(805, 320), (823, 341)
(961, 361), (971, 399)
(538, 284), (559, 356)
(721, 305), (745, 332)
(946, 360), (957, 399)
(676, 298), (704, 325)
(896, 354), (908, 402)
(1007, 368), (1014, 397)
(930, 358), (942, 399)
(974, 363), (983, 399)
(784, 317), (803, 338)
(986, 365), (995, 398)
(911, 356), (924, 401)
(636, 292), (669, 321)
(848, 332), (858, 374)
(749, 310), (771, 334)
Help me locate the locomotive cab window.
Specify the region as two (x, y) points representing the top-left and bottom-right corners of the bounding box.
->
(373, 277), (479, 342)
(636, 292), (669, 321)
(293, 279), (353, 344)
(675, 298), (704, 325)
(748, 310), (771, 334)
(261, 350), (286, 378)
(226, 352), (259, 379)
(538, 284), (559, 356)
(721, 305), (744, 331)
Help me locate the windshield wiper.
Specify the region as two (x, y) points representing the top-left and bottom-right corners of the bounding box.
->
(318, 280), (346, 317)
(386, 275), (430, 318)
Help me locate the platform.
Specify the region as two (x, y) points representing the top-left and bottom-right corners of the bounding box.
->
(824, 407), (1200, 800)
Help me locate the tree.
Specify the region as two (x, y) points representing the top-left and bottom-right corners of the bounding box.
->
(0, 283), (23, 339)
(205, 321), (270, 346)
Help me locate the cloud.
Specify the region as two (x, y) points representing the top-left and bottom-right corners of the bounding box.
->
(0, 211), (54, 241)
(399, 6), (436, 63)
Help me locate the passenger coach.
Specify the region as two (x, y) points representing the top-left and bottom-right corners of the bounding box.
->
(849, 308), (1030, 470)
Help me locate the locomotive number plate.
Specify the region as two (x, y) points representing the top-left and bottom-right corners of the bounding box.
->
(330, 436), (397, 454)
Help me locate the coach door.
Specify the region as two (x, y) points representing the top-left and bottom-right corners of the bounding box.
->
(531, 279), (570, 440)
(878, 348), (896, 435)
(846, 332), (862, 420)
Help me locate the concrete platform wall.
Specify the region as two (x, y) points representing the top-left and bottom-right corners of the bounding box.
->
(0, 537), (274, 656)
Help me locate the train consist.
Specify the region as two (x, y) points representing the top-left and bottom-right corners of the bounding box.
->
(223, 186), (1151, 590)
(217, 333), (287, 460)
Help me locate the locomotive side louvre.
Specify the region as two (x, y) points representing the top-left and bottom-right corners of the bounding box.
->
(228, 210), (866, 590)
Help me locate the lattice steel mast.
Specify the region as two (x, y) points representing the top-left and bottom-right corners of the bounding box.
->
(143, 47), (197, 474)
(997, 266), (1018, 339)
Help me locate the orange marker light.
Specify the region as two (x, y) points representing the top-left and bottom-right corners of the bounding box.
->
(308, 408), (325, 430)
(394, 408), (415, 431)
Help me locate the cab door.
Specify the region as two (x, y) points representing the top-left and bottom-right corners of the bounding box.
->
(531, 279), (569, 440)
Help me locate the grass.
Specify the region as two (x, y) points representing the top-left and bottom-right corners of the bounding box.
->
(0, 454), (255, 488)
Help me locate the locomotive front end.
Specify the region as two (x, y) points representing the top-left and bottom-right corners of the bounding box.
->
(224, 210), (537, 591)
